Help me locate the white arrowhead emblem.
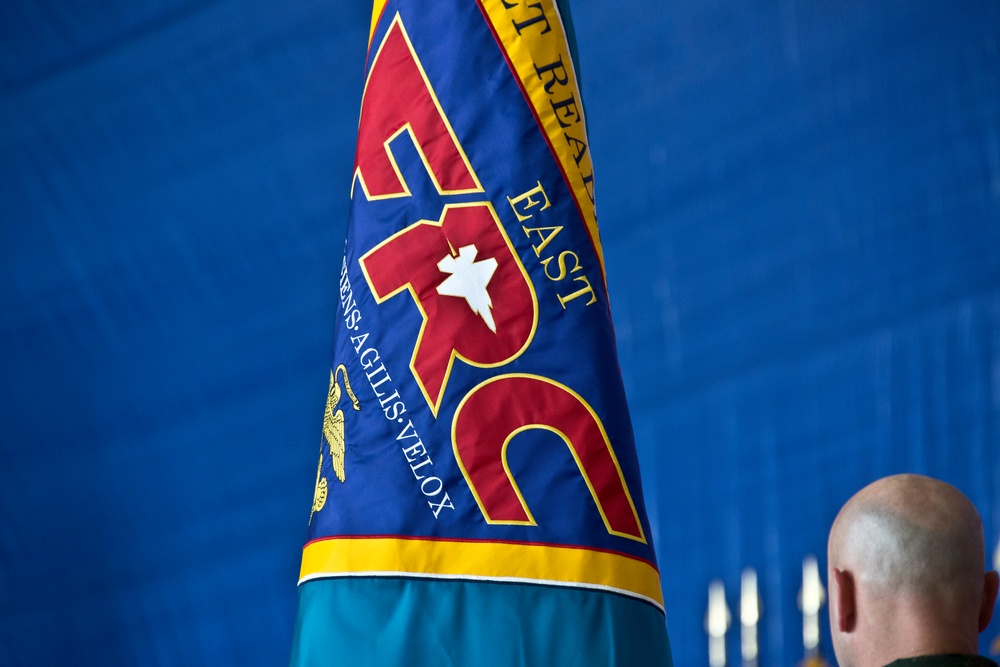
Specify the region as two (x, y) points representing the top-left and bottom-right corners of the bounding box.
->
(436, 244), (499, 332)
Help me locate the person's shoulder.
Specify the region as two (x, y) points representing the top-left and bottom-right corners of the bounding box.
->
(884, 655), (999, 667)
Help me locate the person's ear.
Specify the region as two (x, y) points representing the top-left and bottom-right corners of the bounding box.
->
(978, 570), (999, 633)
(832, 568), (856, 633)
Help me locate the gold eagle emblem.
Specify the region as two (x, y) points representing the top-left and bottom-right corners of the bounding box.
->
(310, 364), (361, 524)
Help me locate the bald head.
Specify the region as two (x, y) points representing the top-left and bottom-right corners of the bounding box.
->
(829, 474), (985, 595)
(827, 474), (998, 667)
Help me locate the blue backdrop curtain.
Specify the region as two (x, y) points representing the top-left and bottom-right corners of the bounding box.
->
(1, 1), (998, 665)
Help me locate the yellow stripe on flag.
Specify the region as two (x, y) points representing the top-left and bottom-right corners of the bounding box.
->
(300, 536), (664, 609)
(369, 0), (389, 48)
(478, 0), (604, 275)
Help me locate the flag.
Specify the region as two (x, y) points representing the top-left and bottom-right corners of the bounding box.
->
(290, 1), (673, 664)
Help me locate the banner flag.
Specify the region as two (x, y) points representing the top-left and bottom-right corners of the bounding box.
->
(291, 1), (673, 664)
